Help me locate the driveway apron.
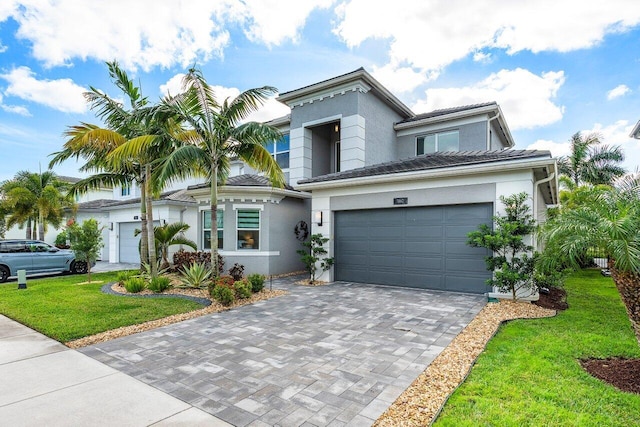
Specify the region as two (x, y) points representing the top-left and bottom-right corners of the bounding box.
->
(81, 277), (486, 426)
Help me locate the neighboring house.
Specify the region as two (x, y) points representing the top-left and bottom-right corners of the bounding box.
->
(630, 120), (640, 139)
(69, 67), (557, 299)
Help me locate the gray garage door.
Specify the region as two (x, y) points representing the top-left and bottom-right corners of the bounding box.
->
(334, 204), (493, 293)
(119, 222), (141, 264)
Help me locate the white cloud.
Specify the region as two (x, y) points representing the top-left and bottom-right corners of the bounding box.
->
(245, 97), (290, 123)
(1, 104), (31, 116)
(413, 68), (565, 130)
(473, 51), (492, 63)
(334, 0), (640, 92)
(0, 66), (86, 113)
(159, 74), (186, 97)
(371, 63), (433, 94)
(4, 1), (333, 71)
(527, 120), (640, 172)
(607, 84), (631, 100)
(241, 0), (335, 46)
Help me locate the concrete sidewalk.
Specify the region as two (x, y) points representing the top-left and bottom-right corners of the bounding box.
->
(0, 315), (231, 426)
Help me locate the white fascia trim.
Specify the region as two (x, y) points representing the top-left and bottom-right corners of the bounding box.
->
(233, 203), (264, 211)
(302, 114), (343, 129)
(284, 81), (371, 109)
(395, 105), (499, 130)
(295, 158), (555, 191)
(219, 250), (280, 257)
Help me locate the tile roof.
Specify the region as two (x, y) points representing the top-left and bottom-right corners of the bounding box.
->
(297, 150), (552, 185)
(396, 102), (498, 124)
(187, 174), (295, 191)
(76, 189), (195, 210)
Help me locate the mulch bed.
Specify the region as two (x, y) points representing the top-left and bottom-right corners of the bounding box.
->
(581, 358), (640, 394)
(534, 286), (568, 311)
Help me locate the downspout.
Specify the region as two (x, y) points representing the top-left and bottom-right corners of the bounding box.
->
(487, 111), (501, 150)
(533, 171), (555, 249)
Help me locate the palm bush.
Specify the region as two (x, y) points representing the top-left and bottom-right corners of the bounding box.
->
(148, 276), (171, 293)
(123, 277), (146, 293)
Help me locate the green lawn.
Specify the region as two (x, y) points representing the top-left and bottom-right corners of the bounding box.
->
(435, 269), (640, 426)
(0, 272), (202, 342)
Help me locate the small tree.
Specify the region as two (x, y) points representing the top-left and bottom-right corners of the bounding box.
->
(297, 233), (335, 284)
(467, 192), (536, 300)
(68, 218), (104, 283)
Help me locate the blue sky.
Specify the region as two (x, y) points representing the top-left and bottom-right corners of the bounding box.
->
(1, 1), (639, 182)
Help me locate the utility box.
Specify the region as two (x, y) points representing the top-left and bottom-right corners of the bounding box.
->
(17, 269), (27, 289)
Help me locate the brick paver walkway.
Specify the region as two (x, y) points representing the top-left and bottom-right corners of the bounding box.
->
(81, 277), (485, 426)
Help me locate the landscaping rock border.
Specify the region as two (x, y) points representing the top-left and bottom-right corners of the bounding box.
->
(374, 300), (556, 426)
(101, 282), (212, 306)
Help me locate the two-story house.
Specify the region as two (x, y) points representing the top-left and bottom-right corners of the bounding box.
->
(78, 67), (557, 299)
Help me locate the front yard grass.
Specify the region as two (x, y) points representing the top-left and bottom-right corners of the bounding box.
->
(435, 269), (640, 426)
(0, 272), (202, 343)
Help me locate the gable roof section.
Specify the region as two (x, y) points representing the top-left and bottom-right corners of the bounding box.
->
(395, 102), (515, 148)
(277, 68), (414, 118)
(187, 174), (296, 191)
(298, 150), (552, 185)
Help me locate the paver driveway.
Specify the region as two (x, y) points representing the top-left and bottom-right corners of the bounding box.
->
(81, 277), (485, 426)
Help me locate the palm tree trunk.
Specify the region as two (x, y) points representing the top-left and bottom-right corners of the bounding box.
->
(210, 158), (219, 279)
(139, 179), (149, 269)
(145, 165), (158, 278)
(38, 212), (45, 241)
(610, 266), (640, 345)
(26, 218), (32, 239)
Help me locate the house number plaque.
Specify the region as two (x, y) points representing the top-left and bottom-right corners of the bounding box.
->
(393, 197), (408, 205)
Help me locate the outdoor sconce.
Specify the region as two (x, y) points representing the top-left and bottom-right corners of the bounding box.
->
(109, 222), (113, 231)
(314, 210), (323, 226)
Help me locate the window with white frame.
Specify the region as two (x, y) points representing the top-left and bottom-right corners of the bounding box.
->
(416, 130), (459, 155)
(267, 134), (290, 183)
(202, 209), (223, 250)
(237, 209), (260, 250)
(121, 184), (131, 196)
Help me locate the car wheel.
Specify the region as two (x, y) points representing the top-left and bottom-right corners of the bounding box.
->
(71, 261), (88, 274)
(0, 266), (8, 283)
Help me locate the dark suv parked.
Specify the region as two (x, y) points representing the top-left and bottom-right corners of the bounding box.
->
(0, 240), (88, 282)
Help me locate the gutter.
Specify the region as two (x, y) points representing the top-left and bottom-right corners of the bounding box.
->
(487, 111), (501, 150)
(532, 171), (556, 248)
(296, 157), (556, 191)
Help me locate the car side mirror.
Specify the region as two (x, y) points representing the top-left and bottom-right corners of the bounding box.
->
(49, 247), (60, 253)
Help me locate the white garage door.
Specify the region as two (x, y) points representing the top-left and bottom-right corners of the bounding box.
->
(118, 222), (140, 264)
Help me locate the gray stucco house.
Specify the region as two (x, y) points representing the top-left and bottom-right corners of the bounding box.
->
(75, 67), (558, 299)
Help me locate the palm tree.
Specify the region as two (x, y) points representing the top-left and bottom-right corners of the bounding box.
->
(141, 222), (197, 270)
(154, 68), (285, 278)
(0, 170), (74, 240)
(539, 184), (640, 342)
(557, 132), (626, 186)
(50, 62), (166, 274)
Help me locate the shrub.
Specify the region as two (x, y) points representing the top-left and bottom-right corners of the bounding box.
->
(235, 279), (252, 299)
(123, 277), (145, 293)
(117, 270), (137, 283)
(229, 263), (245, 281)
(297, 234), (334, 283)
(54, 231), (69, 248)
(247, 273), (265, 293)
(148, 276), (171, 293)
(172, 249), (224, 274)
(216, 275), (235, 287)
(179, 262), (212, 289)
(212, 285), (235, 306)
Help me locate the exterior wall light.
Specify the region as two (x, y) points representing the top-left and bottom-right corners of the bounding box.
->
(314, 210), (323, 226)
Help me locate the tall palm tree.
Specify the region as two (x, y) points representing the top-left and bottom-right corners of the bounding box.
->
(0, 170), (74, 240)
(157, 68), (285, 277)
(558, 132), (626, 186)
(539, 184), (640, 342)
(50, 62), (165, 274)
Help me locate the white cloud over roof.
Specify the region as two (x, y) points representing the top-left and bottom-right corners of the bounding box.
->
(413, 68), (566, 130)
(607, 84), (631, 100)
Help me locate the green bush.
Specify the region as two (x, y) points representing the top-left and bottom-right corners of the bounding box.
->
(148, 276), (171, 293)
(247, 273), (265, 293)
(235, 279), (252, 299)
(117, 270), (138, 283)
(211, 285), (235, 306)
(123, 277), (146, 293)
(179, 262), (212, 289)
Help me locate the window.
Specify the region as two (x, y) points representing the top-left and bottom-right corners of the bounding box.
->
(237, 209), (260, 250)
(416, 130), (459, 155)
(202, 209), (223, 250)
(267, 134), (290, 183)
(121, 184), (131, 196)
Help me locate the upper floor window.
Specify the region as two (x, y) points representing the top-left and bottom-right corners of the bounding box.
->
(267, 134), (290, 183)
(416, 130), (459, 155)
(121, 184), (131, 196)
